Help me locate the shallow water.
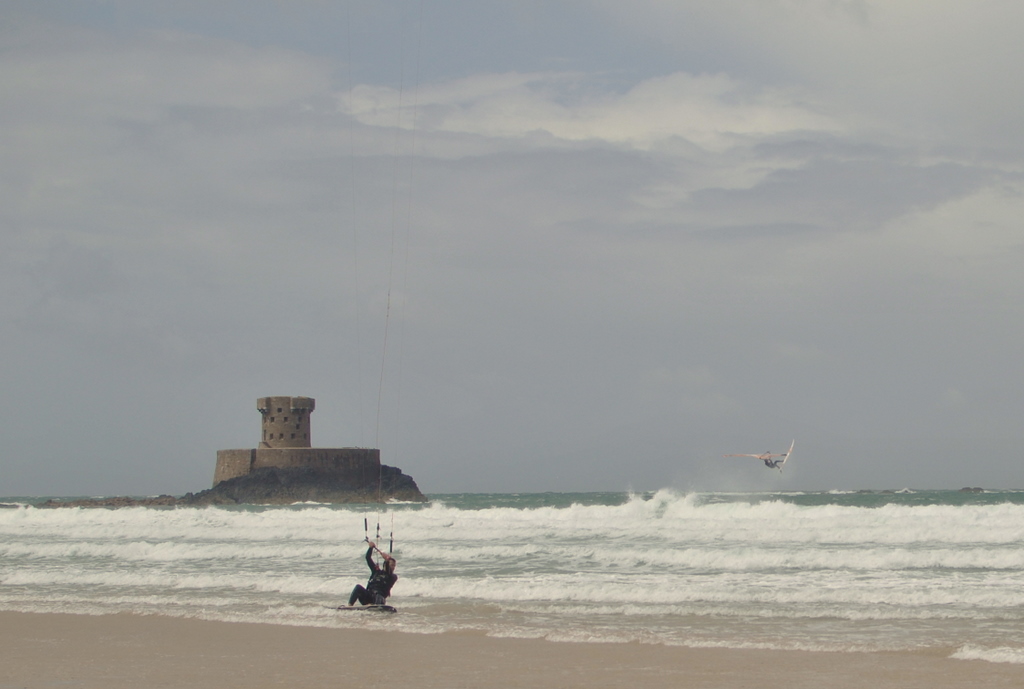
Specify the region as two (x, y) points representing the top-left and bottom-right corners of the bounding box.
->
(3, 489), (1024, 664)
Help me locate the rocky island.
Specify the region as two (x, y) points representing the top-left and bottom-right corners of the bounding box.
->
(40, 395), (425, 508)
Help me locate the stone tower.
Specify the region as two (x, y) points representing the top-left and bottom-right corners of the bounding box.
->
(258, 396), (314, 448)
(212, 395), (425, 501)
(214, 395), (379, 488)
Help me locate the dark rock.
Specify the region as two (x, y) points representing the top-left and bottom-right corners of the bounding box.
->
(184, 465), (426, 505)
(38, 495), (180, 508)
(38, 465), (426, 508)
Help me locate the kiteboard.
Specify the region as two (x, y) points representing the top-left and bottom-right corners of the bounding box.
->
(329, 604), (397, 613)
(777, 439), (795, 470)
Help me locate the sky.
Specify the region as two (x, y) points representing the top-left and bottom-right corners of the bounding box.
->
(3, 0), (1024, 496)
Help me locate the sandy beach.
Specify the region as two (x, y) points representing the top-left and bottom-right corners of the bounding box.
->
(2, 611), (1022, 689)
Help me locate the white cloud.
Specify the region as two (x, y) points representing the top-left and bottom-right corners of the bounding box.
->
(585, 0), (1024, 146)
(342, 71), (840, 151)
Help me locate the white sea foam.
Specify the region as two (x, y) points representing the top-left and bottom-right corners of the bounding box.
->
(951, 645), (1024, 664)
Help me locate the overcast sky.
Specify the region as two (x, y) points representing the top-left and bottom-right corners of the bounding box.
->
(3, 0), (1024, 496)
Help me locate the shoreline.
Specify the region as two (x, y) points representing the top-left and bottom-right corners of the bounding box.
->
(4, 611), (1023, 688)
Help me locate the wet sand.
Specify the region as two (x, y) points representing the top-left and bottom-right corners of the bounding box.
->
(2, 611), (1023, 688)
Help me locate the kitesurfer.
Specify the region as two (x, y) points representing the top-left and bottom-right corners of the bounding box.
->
(723, 440), (793, 472)
(348, 541), (397, 606)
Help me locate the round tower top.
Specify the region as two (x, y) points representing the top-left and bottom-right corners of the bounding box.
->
(257, 396), (315, 414)
(257, 396), (315, 448)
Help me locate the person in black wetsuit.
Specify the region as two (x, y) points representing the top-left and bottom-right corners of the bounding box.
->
(348, 541), (397, 606)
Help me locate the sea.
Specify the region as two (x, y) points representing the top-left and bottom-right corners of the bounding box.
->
(3, 489), (1024, 664)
